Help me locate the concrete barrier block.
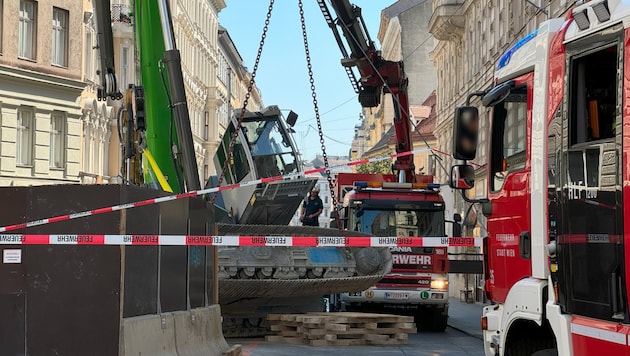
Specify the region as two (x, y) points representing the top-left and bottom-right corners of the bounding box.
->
(121, 314), (177, 356)
(174, 305), (231, 356)
(203, 305), (231, 354)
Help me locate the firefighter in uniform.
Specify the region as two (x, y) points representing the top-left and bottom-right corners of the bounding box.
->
(300, 187), (323, 227)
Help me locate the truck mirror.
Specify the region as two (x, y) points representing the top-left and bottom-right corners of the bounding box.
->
(453, 106), (479, 160)
(482, 80), (515, 107)
(450, 164), (475, 190)
(286, 110), (298, 127)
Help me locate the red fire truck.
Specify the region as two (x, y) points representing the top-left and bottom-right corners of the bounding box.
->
(451, 1), (630, 355)
(316, 0), (455, 330)
(334, 173), (450, 331)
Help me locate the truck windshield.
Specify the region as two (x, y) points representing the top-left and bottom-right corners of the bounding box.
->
(242, 118), (298, 177)
(350, 208), (445, 237)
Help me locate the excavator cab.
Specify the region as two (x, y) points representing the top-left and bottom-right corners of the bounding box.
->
(242, 109), (298, 178)
(209, 106), (317, 225)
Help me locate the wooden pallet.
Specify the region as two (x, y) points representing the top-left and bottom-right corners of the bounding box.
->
(265, 312), (416, 346)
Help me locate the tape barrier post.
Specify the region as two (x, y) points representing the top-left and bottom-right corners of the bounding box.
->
(0, 234), (483, 248)
(0, 148), (432, 234)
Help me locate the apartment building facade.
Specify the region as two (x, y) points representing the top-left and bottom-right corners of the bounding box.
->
(76, 0), (134, 185)
(213, 25), (263, 179)
(429, 0), (573, 196)
(0, 0), (85, 186)
(170, 0), (224, 185)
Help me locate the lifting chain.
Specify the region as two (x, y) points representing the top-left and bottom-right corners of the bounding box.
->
(211, 0), (274, 204)
(299, 0), (343, 232)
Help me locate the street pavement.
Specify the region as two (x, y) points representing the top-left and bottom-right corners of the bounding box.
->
(228, 297), (487, 355)
(447, 296), (485, 340)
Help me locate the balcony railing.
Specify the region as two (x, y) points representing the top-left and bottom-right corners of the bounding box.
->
(111, 4), (132, 24)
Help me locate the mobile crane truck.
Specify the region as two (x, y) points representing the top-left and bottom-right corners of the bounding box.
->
(317, 0), (450, 330)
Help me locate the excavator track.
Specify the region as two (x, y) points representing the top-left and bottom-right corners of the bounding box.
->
(216, 224), (392, 338)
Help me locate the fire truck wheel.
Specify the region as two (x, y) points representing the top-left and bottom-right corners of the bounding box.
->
(504, 320), (556, 356)
(506, 339), (556, 356)
(531, 350), (558, 356)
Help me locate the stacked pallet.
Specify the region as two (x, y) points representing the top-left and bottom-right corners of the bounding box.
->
(265, 312), (416, 346)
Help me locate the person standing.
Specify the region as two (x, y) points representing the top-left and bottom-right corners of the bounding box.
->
(301, 187), (323, 226)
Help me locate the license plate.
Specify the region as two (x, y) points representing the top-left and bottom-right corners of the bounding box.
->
(385, 292), (409, 300)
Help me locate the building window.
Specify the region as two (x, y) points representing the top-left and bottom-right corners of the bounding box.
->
(16, 107), (33, 166)
(121, 46), (130, 89)
(0, 0), (4, 53)
(204, 111), (209, 140)
(50, 112), (65, 168)
(84, 29), (93, 81)
(18, 0), (37, 60)
(52, 7), (68, 66)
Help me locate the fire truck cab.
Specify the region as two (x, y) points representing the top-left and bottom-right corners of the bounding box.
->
(335, 173), (450, 331)
(452, 1), (630, 355)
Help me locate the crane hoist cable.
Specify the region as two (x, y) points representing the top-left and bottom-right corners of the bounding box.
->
(298, 0), (343, 232)
(210, 0), (275, 205)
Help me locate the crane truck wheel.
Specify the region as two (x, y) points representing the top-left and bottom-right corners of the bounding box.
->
(414, 307), (447, 332)
(429, 308), (448, 332)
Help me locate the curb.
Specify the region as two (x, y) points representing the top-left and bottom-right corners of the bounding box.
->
(447, 320), (483, 340)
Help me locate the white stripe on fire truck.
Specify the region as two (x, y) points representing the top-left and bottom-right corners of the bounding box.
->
(571, 323), (627, 345)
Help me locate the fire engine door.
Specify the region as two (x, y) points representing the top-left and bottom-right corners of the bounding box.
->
(485, 74), (534, 303)
(554, 36), (625, 323)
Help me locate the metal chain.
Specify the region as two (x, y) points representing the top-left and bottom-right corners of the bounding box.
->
(211, 0), (274, 204)
(299, 0), (342, 232)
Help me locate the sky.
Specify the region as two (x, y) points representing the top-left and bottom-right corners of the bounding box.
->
(219, 0), (396, 161)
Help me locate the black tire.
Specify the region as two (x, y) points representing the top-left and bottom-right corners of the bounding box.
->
(430, 308), (448, 332)
(413, 308), (428, 329)
(505, 333), (556, 356)
(414, 307), (447, 332)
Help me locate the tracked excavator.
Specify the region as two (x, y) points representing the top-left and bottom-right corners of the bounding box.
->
(209, 106), (391, 337)
(213, 0), (451, 335)
(95, 0), (393, 338)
